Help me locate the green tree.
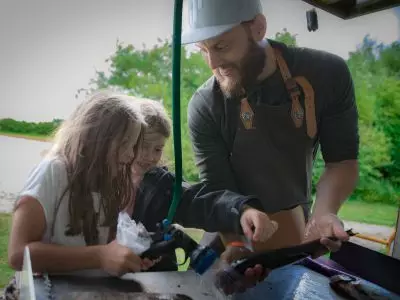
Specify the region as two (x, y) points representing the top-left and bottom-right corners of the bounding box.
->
(345, 37), (399, 204)
(274, 28), (298, 47)
(0, 118), (58, 136)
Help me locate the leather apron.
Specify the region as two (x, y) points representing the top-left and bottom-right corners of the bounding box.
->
(221, 48), (318, 252)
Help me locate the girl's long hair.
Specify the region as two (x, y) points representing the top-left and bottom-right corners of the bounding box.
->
(47, 91), (145, 245)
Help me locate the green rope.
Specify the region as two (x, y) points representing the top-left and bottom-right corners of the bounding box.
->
(167, 0), (183, 223)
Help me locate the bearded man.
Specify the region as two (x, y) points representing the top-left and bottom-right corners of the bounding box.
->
(183, 0), (360, 294)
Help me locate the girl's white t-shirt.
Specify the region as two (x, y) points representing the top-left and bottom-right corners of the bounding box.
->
(18, 156), (111, 277)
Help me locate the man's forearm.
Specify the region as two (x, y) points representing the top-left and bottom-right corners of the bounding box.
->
(313, 160), (359, 218)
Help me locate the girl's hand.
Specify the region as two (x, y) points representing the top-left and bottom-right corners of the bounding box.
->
(98, 240), (144, 276)
(141, 257), (162, 270)
(239, 207), (278, 243)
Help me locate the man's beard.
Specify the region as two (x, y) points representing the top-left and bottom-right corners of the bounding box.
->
(215, 39), (266, 99)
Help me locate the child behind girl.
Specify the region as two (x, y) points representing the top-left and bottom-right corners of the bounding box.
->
(129, 99), (278, 273)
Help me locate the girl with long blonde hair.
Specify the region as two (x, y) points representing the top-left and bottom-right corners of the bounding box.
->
(7, 91), (151, 279)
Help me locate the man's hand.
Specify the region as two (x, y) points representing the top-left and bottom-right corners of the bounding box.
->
(303, 213), (350, 258)
(217, 207), (278, 295)
(219, 245), (269, 294)
(240, 207), (278, 243)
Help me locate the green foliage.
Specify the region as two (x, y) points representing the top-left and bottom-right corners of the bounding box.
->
(374, 77), (400, 187)
(274, 28), (298, 47)
(348, 37), (400, 205)
(0, 118), (61, 137)
(313, 37), (400, 205)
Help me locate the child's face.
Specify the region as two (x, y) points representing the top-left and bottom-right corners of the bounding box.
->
(116, 121), (142, 165)
(132, 132), (166, 177)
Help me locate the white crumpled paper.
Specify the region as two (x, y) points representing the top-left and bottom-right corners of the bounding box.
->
(116, 212), (152, 255)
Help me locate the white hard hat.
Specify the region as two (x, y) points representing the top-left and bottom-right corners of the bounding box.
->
(182, 0), (263, 44)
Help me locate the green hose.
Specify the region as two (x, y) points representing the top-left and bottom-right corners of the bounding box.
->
(167, 0), (184, 223)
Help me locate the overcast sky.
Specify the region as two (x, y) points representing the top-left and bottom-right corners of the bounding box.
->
(0, 0), (398, 122)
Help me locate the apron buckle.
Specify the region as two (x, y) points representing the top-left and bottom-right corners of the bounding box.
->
(240, 98), (256, 130)
(285, 78), (301, 97)
(291, 96), (305, 128)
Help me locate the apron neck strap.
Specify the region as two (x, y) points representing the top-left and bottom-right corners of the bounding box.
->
(274, 48), (301, 102)
(274, 47), (317, 139)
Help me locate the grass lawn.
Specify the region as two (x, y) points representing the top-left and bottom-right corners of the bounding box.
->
(0, 214), (12, 289)
(338, 200), (398, 227)
(0, 201), (397, 288)
(0, 131), (50, 142)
